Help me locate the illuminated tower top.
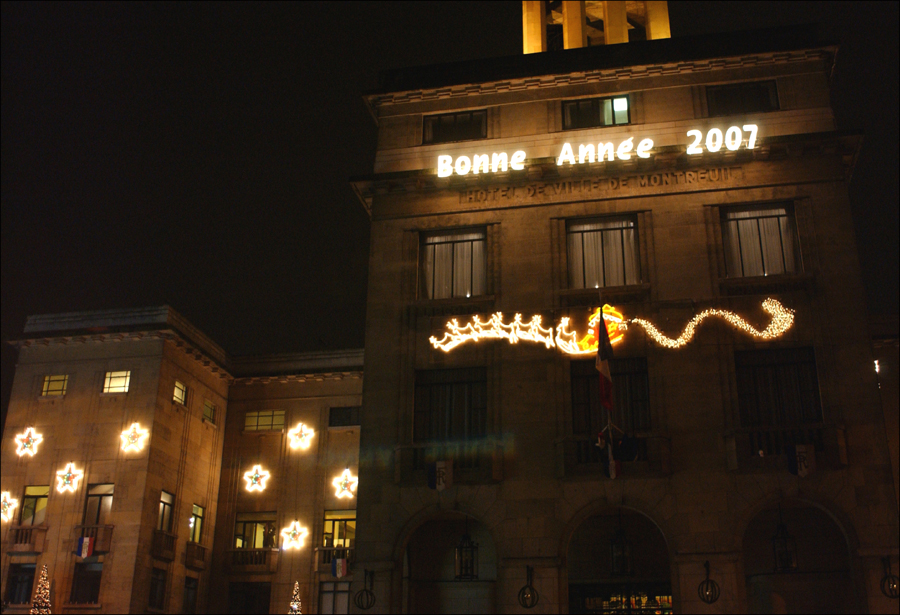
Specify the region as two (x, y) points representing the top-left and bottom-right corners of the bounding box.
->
(523, 1), (671, 53)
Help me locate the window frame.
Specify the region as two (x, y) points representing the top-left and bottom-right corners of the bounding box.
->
(233, 512), (278, 549)
(420, 227), (488, 301)
(41, 374), (69, 396)
(149, 567), (167, 610)
(319, 581), (352, 615)
(158, 490), (175, 532)
(329, 407), (360, 428)
(5, 563), (36, 605)
(413, 367), (488, 445)
(173, 380), (188, 406)
(102, 370), (131, 394)
(183, 576), (199, 614)
(83, 484), (114, 526)
(202, 399), (217, 424)
(566, 215), (642, 290)
(562, 95), (631, 131)
(20, 485), (50, 526)
(243, 410), (286, 432)
(706, 80), (779, 117)
(422, 109), (487, 145)
(70, 562), (103, 605)
(720, 202), (801, 279)
(189, 504), (205, 543)
(323, 510), (356, 550)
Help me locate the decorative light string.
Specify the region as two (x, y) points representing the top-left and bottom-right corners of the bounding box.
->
(15, 427), (43, 457)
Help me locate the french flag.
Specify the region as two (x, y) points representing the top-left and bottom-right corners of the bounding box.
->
(331, 557), (348, 578)
(77, 536), (94, 558)
(595, 304), (615, 412)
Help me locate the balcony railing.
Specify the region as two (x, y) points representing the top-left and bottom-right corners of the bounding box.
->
(151, 529), (177, 561)
(185, 541), (207, 570)
(7, 525), (48, 554)
(227, 548), (279, 574)
(395, 440), (502, 485)
(74, 524), (114, 553)
(558, 434), (671, 478)
(314, 547), (355, 572)
(740, 424), (824, 458)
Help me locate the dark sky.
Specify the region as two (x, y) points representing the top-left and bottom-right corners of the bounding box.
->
(2, 2), (898, 417)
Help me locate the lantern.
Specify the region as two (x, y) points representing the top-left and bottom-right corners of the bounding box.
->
(517, 565), (539, 609)
(455, 520), (479, 580)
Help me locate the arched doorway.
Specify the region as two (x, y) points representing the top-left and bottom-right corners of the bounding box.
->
(567, 508), (672, 614)
(742, 502), (858, 613)
(402, 512), (497, 614)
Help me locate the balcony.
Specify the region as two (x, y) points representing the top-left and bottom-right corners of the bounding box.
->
(227, 548), (279, 574)
(185, 541), (207, 570)
(557, 434), (671, 478)
(314, 547), (355, 573)
(728, 423), (844, 470)
(7, 525), (48, 554)
(151, 530), (177, 561)
(395, 440), (502, 485)
(74, 525), (114, 553)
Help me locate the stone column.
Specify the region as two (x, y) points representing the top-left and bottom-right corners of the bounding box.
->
(646, 1), (672, 40)
(602, 1), (629, 45)
(562, 1), (587, 49)
(522, 1), (547, 54)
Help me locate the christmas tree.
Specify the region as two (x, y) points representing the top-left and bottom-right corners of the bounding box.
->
(30, 564), (52, 614)
(288, 581), (302, 614)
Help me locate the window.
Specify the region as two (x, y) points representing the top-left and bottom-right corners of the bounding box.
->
(319, 581), (351, 614)
(722, 204), (799, 278)
(329, 407), (360, 427)
(567, 216), (641, 289)
(42, 374), (68, 396)
(189, 504), (204, 543)
(149, 568), (167, 610)
(244, 410), (285, 432)
(414, 368), (487, 445)
(183, 577), (199, 614)
(173, 380), (187, 405)
(70, 562), (102, 604)
(707, 80), (778, 117)
(421, 228), (486, 300)
(202, 399), (216, 423)
(84, 484), (114, 525)
(102, 370), (130, 393)
(423, 110), (487, 144)
(323, 510), (356, 553)
(5, 564), (36, 605)
(158, 491), (174, 532)
(234, 512), (277, 549)
(735, 348), (823, 455)
(20, 485), (50, 526)
(562, 96), (630, 130)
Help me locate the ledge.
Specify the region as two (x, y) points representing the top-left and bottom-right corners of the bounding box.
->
(718, 272), (814, 296)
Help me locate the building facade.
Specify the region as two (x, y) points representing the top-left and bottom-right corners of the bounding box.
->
(351, 2), (898, 614)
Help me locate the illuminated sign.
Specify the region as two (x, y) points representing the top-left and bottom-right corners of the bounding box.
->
(15, 427), (43, 457)
(243, 465), (270, 492)
(436, 125), (758, 176)
(56, 463), (84, 493)
(430, 299), (793, 353)
(281, 520), (309, 549)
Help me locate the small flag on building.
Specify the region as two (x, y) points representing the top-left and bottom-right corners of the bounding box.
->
(787, 443), (816, 477)
(76, 536), (94, 558)
(331, 557), (348, 578)
(595, 298), (619, 478)
(427, 460), (453, 491)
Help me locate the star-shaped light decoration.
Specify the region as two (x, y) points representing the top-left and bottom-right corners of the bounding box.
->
(120, 422), (150, 452)
(56, 463), (84, 493)
(332, 468), (358, 498)
(288, 422), (315, 450)
(243, 465), (270, 492)
(280, 520), (309, 549)
(15, 427), (44, 457)
(1, 491), (19, 522)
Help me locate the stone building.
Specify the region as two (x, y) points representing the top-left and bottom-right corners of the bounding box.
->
(350, 2), (898, 614)
(0, 307), (363, 614)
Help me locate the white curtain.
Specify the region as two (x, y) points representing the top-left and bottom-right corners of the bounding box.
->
(724, 207), (796, 277)
(568, 218), (639, 288)
(424, 231), (486, 299)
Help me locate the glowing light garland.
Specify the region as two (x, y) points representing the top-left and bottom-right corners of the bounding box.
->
(120, 422), (149, 452)
(15, 427), (43, 457)
(430, 299), (794, 353)
(281, 521), (309, 549)
(332, 469), (358, 498)
(243, 465), (270, 492)
(56, 463), (84, 493)
(288, 423), (315, 450)
(1, 491), (18, 522)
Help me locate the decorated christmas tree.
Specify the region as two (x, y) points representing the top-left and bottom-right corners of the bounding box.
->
(30, 564), (52, 614)
(288, 581), (302, 614)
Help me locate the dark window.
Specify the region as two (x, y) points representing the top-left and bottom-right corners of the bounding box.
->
(83, 484), (114, 525)
(158, 491), (174, 532)
(149, 568), (167, 610)
(319, 581), (351, 614)
(228, 582), (271, 615)
(722, 204), (799, 277)
(567, 216), (641, 288)
(5, 564), (36, 605)
(234, 512), (277, 549)
(20, 485), (50, 526)
(183, 577), (199, 614)
(329, 407), (360, 427)
(736, 348), (823, 429)
(70, 562), (102, 604)
(707, 80), (779, 117)
(562, 96), (630, 130)
(414, 368), (487, 444)
(202, 399), (216, 423)
(421, 228), (486, 300)
(423, 110), (487, 144)
(189, 504), (204, 543)
(244, 410), (285, 431)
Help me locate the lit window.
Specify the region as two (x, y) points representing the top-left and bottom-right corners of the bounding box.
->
(158, 491), (174, 532)
(421, 229), (486, 300)
(562, 96), (629, 130)
(41, 374), (68, 396)
(189, 504), (204, 543)
(173, 380), (187, 405)
(707, 80), (778, 117)
(20, 486), (50, 526)
(423, 110), (487, 144)
(323, 510), (356, 552)
(567, 216), (641, 289)
(722, 204), (799, 278)
(319, 581), (351, 614)
(233, 512), (277, 549)
(244, 410), (285, 432)
(102, 371), (130, 393)
(202, 400), (216, 423)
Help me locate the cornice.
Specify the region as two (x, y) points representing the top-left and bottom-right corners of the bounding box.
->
(232, 371), (363, 386)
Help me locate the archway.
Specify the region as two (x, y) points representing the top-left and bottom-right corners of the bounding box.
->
(742, 502), (858, 613)
(402, 512), (498, 614)
(567, 508), (672, 614)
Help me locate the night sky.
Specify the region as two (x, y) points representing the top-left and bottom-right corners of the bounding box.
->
(2, 2), (898, 419)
